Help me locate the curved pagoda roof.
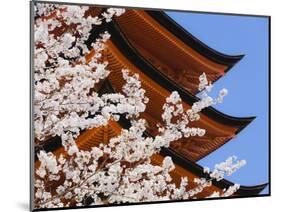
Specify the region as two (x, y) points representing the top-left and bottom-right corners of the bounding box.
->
(35, 7), (254, 162)
(115, 10), (244, 94)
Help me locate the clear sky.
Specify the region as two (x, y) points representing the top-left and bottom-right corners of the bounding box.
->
(166, 11), (269, 194)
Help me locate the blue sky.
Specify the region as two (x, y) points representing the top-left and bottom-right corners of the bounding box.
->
(166, 11), (269, 194)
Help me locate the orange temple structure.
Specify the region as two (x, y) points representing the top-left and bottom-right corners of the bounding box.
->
(35, 8), (267, 199)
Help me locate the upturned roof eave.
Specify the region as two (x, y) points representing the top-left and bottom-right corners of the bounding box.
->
(146, 10), (244, 67)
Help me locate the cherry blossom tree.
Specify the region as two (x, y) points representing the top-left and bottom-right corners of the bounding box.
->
(33, 3), (245, 209)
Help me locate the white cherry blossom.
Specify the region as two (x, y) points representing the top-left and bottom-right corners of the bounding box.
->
(33, 3), (246, 209)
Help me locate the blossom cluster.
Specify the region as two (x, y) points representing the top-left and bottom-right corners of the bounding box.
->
(34, 3), (127, 148)
(34, 69), (243, 208)
(204, 155), (246, 181)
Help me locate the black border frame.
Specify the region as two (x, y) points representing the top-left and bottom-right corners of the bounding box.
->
(30, 0), (271, 211)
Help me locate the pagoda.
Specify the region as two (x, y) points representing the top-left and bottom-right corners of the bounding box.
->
(34, 6), (267, 199)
